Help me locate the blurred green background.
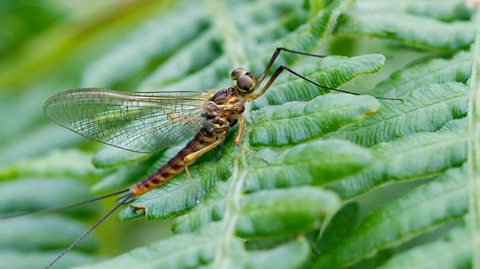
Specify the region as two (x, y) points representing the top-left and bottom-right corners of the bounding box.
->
(0, 0), (180, 261)
(0, 0), (177, 166)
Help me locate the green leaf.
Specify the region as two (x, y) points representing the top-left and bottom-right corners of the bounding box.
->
(250, 94), (379, 147)
(90, 161), (151, 194)
(243, 140), (372, 192)
(236, 187), (340, 237)
(92, 146), (152, 169)
(0, 124), (82, 168)
(314, 167), (468, 268)
(118, 163), (219, 220)
(467, 10), (480, 267)
(240, 237), (310, 269)
(355, 0), (474, 22)
(82, 1), (210, 87)
(377, 225), (471, 269)
(0, 216), (98, 252)
(75, 222), (310, 269)
(329, 82), (468, 147)
(250, 54), (385, 109)
(439, 118), (468, 133)
(0, 250), (95, 269)
(0, 149), (103, 181)
(4, 0), (479, 268)
(368, 50), (471, 98)
(315, 202), (359, 254)
(74, 223), (219, 269)
(91, 142), (188, 192)
(0, 178), (96, 217)
(335, 10), (475, 53)
(330, 132), (467, 198)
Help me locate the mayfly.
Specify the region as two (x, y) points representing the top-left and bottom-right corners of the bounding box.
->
(33, 48), (400, 268)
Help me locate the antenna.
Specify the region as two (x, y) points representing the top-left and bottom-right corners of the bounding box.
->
(282, 66), (403, 101)
(0, 188), (129, 220)
(255, 47), (403, 102)
(45, 193), (132, 269)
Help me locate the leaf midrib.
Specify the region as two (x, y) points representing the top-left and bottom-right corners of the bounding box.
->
(211, 161), (246, 268)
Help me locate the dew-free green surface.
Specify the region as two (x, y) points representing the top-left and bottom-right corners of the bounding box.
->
(1, 0), (478, 268)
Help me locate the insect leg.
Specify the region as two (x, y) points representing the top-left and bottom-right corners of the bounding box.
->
(180, 132), (225, 199)
(254, 65), (402, 101)
(251, 65), (286, 99)
(257, 47), (327, 84)
(233, 116), (269, 164)
(184, 137), (224, 163)
(182, 161), (196, 197)
(236, 144), (269, 164)
(234, 116), (245, 146)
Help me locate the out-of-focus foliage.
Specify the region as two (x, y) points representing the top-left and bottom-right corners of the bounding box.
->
(0, 0), (478, 268)
(0, 1), (64, 58)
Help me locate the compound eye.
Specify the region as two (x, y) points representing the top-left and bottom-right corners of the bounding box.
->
(237, 75), (254, 92)
(231, 68), (248, 80)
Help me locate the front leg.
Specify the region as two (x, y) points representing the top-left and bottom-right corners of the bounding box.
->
(232, 116), (269, 165)
(234, 115), (245, 146)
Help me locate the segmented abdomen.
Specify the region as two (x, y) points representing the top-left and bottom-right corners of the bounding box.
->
(129, 128), (220, 197)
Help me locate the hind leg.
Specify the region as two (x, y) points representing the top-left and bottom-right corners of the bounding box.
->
(182, 138), (224, 200)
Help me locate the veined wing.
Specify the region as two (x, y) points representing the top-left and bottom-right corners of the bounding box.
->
(44, 88), (212, 153)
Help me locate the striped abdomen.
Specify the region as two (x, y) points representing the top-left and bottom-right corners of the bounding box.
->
(129, 128), (221, 197)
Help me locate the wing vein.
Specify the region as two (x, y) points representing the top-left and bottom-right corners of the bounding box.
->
(44, 89), (209, 152)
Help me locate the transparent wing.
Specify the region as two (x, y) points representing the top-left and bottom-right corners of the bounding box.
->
(44, 88), (211, 153)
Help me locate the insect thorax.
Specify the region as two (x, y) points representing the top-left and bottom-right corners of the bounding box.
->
(201, 87), (245, 133)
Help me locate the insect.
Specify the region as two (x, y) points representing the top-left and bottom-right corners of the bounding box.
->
(34, 48), (400, 268)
